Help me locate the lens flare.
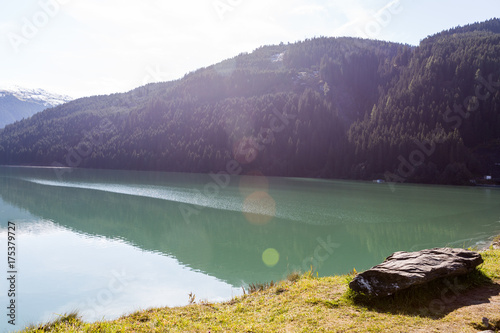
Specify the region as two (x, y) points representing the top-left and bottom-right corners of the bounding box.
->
(233, 136), (259, 165)
(262, 248), (280, 267)
(239, 170), (269, 197)
(243, 191), (276, 225)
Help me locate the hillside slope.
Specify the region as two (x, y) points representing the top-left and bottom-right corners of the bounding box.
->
(0, 19), (499, 184)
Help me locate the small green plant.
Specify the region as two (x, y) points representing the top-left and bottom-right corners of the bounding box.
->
(343, 268), (357, 284)
(287, 271), (301, 283)
(302, 266), (316, 279)
(188, 292), (196, 304)
(248, 280), (275, 294)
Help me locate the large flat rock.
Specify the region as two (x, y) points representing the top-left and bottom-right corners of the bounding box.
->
(349, 248), (483, 297)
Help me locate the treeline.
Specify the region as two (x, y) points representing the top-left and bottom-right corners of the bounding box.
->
(0, 19), (499, 184)
(348, 19), (500, 183)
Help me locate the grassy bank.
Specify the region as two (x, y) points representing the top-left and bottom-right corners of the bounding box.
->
(24, 247), (500, 333)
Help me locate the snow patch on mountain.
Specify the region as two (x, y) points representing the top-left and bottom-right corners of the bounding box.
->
(0, 85), (73, 107)
(271, 52), (284, 63)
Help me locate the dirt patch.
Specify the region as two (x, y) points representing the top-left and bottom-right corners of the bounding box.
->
(428, 280), (500, 332)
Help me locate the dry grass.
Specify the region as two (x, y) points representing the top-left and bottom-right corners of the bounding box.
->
(22, 248), (500, 333)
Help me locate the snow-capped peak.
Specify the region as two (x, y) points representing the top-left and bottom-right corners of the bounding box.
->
(0, 85), (73, 107)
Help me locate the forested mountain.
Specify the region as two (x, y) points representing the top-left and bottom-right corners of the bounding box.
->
(0, 87), (72, 129)
(0, 19), (499, 184)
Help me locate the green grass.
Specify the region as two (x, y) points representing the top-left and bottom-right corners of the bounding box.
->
(482, 244), (500, 279)
(24, 312), (80, 332)
(470, 317), (500, 331)
(21, 248), (500, 333)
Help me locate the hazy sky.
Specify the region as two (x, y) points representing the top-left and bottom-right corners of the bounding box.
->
(1, 0), (499, 98)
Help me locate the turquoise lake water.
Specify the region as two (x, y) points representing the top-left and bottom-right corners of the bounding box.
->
(0, 166), (499, 331)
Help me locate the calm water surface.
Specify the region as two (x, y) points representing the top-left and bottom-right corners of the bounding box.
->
(0, 166), (499, 331)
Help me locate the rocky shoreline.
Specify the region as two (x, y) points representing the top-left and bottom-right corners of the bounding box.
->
(491, 236), (500, 250)
(478, 234), (500, 251)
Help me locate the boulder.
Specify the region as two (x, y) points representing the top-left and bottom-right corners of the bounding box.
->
(349, 248), (483, 297)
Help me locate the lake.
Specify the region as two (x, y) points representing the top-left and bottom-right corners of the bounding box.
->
(1, 166), (499, 331)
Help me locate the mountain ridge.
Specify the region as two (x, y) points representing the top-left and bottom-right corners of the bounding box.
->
(0, 86), (73, 129)
(0, 19), (499, 184)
